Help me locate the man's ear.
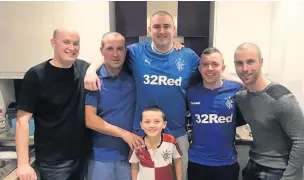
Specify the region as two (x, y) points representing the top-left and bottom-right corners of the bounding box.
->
(50, 38), (55, 49)
(222, 64), (226, 72)
(148, 26), (152, 37)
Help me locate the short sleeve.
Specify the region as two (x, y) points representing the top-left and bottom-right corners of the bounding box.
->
(85, 90), (100, 108)
(172, 141), (183, 159)
(16, 68), (40, 114)
(128, 150), (139, 163)
(126, 44), (137, 72)
(236, 104), (247, 127)
(191, 51), (200, 73)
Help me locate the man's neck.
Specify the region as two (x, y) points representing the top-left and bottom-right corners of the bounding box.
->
(152, 42), (173, 54)
(203, 79), (223, 90)
(104, 65), (122, 77)
(247, 75), (271, 92)
(145, 134), (162, 150)
(50, 58), (73, 68)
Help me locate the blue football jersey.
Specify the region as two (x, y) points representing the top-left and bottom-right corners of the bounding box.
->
(127, 41), (199, 137)
(187, 80), (242, 166)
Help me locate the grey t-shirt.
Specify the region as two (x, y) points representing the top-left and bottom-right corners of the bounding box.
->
(236, 83), (304, 180)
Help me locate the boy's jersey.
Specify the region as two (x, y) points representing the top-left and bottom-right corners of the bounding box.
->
(128, 41), (199, 137)
(129, 133), (182, 180)
(187, 80), (244, 166)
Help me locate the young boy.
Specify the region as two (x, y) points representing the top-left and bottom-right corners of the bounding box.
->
(129, 106), (183, 180)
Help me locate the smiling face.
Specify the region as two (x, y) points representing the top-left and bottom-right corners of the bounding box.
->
(234, 46), (263, 86)
(51, 29), (80, 64)
(148, 13), (176, 49)
(199, 52), (225, 87)
(140, 110), (167, 137)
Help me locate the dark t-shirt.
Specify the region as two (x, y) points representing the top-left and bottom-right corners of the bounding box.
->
(17, 59), (91, 161)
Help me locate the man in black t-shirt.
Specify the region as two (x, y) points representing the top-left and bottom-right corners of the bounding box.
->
(15, 27), (91, 180)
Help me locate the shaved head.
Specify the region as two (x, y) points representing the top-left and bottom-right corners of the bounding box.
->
(235, 42), (262, 59)
(52, 27), (79, 39)
(101, 32), (125, 48)
(50, 27), (80, 65)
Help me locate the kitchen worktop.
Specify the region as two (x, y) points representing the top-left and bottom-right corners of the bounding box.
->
(3, 150), (36, 180)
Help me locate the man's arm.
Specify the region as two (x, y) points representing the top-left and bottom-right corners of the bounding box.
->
(276, 94), (304, 180)
(221, 71), (243, 84)
(174, 158), (182, 180)
(85, 105), (144, 150)
(15, 68), (39, 180)
(131, 163), (139, 180)
(16, 110), (32, 166)
(236, 104), (247, 127)
(129, 149), (140, 180)
(84, 44), (136, 91)
(15, 110), (37, 180)
(84, 59), (103, 91)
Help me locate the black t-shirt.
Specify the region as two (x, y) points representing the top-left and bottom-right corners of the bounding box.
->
(17, 59), (91, 161)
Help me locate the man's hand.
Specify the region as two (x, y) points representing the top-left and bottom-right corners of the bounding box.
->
(84, 67), (101, 91)
(17, 164), (37, 180)
(122, 131), (145, 151)
(173, 40), (184, 50)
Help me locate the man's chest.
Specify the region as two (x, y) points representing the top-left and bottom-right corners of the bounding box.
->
(98, 78), (135, 110)
(133, 53), (195, 87)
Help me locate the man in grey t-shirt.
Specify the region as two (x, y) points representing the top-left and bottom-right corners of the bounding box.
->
(234, 42), (304, 180)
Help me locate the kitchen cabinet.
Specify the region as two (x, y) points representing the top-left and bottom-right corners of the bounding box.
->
(0, 2), (111, 79)
(0, 2), (53, 79)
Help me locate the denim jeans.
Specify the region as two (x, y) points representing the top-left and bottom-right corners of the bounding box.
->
(37, 157), (87, 180)
(242, 160), (284, 180)
(87, 160), (131, 180)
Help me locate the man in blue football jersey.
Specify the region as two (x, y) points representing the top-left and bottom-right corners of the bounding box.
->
(187, 47), (246, 180)
(84, 11), (241, 180)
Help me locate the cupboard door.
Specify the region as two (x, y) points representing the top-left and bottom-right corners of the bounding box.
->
(115, 1), (147, 37)
(53, 1), (111, 63)
(177, 1), (211, 37)
(0, 2), (51, 74)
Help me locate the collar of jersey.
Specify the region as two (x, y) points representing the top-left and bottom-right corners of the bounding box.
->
(98, 65), (126, 79)
(150, 41), (174, 55)
(202, 79), (225, 92)
(143, 133), (164, 150)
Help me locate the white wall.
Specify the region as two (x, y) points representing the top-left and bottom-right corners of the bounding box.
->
(213, 1), (304, 109)
(213, 1), (272, 74)
(268, 1), (304, 109)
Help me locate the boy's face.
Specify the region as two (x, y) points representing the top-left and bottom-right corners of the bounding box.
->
(140, 111), (167, 137)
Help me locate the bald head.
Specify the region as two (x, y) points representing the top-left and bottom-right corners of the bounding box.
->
(101, 32), (125, 49)
(50, 27), (80, 65)
(235, 42), (262, 59)
(52, 27), (79, 39)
